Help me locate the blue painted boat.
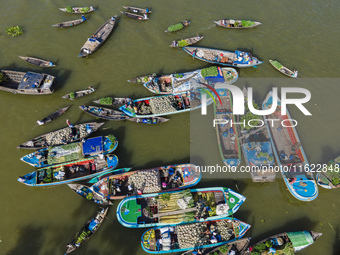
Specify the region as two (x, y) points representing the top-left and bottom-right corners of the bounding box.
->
(20, 135), (118, 168)
(116, 187), (246, 228)
(141, 217), (251, 254)
(68, 164), (202, 205)
(18, 154), (120, 187)
(262, 91), (318, 201)
(316, 156), (340, 189)
(137, 66), (238, 94)
(183, 46), (263, 68)
(119, 91), (213, 118)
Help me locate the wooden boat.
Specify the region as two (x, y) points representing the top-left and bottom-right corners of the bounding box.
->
(120, 11), (149, 20)
(170, 35), (204, 47)
(93, 97), (131, 105)
(69, 164), (201, 205)
(244, 231), (322, 254)
(183, 47), (263, 68)
(19, 56), (55, 67)
(238, 87), (276, 182)
(127, 117), (169, 124)
(214, 88), (241, 167)
(141, 217), (251, 254)
(165, 20), (190, 33)
(37, 106), (70, 126)
(62, 86), (95, 100)
(80, 105), (129, 121)
(65, 207), (108, 254)
(116, 187), (246, 228)
(68, 183), (114, 205)
(269, 59), (298, 78)
(52, 15), (87, 28)
(20, 135), (118, 168)
(262, 92), (318, 201)
(59, 6), (95, 14)
(123, 6), (151, 14)
(119, 91), (213, 118)
(128, 74), (156, 84)
(18, 154), (119, 187)
(137, 67), (238, 94)
(0, 70), (56, 95)
(316, 156), (340, 189)
(181, 238), (250, 255)
(78, 16), (117, 58)
(214, 19), (262, 29)
(17, 122), (104, 150)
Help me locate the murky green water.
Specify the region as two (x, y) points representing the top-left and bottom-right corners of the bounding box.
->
(0, 0), (339, 254)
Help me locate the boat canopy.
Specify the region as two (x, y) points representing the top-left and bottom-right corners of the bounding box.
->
(18, 72), (44, 90)
(287, 231), (314, 247)
(82, 136), (103, 156)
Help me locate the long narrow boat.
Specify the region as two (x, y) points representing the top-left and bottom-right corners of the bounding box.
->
(62, 86), (95, 100)
(245, 231), (322, 254)
(37, 106), (70, 126)
(127, 117), (169, 124)
(17, 122), (104, 150)
(59, 6), (95, 14)
(262, 92), (318, 201)
(120, 11), (148, 20)
(269, 59), (298, 78)
(119, 91), (213, 118)
(316, 156), (340, 189)
(141, 218), (251, 254)
(123, 6), (151, 14)
(78, 16), (117, 57)
(65, 207), (108, 254)
(183, 47), (263, 68)
(214, 19), (262, 29)
(93, 97), (131, 105)
(181, 238), (250, 255)
(214, 88), (241, 167)
(19, 56), (55, 67)
(170, 35), (204, 47)
(239, 87), (276, 182)
(52, 15), (87, 28)
(18, 154), (119, 187)
(80, 105), (129, 121)
(0, 70), (56, 95)
(68, 164), (201, 205)
(21, 135), (118, 168)
(128, 74), (156, 84)
(116, 187), (246, 228)
(134, 66), (238, 94)
(165, 20), (190, 33)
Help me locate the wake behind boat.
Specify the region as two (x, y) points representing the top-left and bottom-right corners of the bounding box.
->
(141, 218), (250, 254)
(134, 66), (238, 94)
(18, 154), (119, 187)
(69, 164), (201, 205)
(17, 122), (104, 149)
(245, 231), (322, 254)
(262, 92), (318, 201)
(79, 16), (117, 57)
(183, 46), (262, 68)
(21, 135), (118, 168)
(116, 187), (245, 228)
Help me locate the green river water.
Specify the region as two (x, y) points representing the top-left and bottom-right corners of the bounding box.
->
(0, 0), (339, 254)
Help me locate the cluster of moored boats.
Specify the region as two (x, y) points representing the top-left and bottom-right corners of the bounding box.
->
(2, 4), (336, 255)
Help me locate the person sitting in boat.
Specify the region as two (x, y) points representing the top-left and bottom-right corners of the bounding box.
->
(143, 14), (147, 19)
(145, 8), (150, 13)
(184, 19), (189, 26)
(172, 41), (177, 47)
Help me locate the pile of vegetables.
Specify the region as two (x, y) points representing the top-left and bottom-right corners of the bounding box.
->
(201, 66), (218, 78)
(99, 97), (113, 105)
(177, 39), (189, 47)
(240, 101), (262, 131)
(241, 20), (255, 27)
(6, 26), (23, 37)
(167, 23), (184, 32)
(69, 92), (76, 99)
(325, 161), (340, 186)
(143, 229), (155, 249)
(80, 7), (91, 13)
(75, 230), (91, 245)
(47, 143), (82, 165)
(271, 60), (283, 70)
(0, 72), (6, 83)
(219, 244), (229, 253)
(66, 6), (74, 13)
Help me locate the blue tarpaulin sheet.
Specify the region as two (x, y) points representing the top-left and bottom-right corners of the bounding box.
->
(82, 137), (103, 156)
(205, 71), (225, 83)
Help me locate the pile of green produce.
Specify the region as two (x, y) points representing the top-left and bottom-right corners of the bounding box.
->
(69, 92), (76, 99)
(177, 39), (189, 47)
(66, 6), (74, 13)
(99, 97), (113, 105)
(201, 66), (218, 78)
(47, 143), (82, 165)
(0, 72), (6, 83)
(271, 60), (283, 70)
(241, 20), (255, 27)
(81, 7), (91, 13)
(6, 26), (23, 37)
(325, 161), (340, 186)
(240, 101), (262, 131)
(167, 23), (184, 32)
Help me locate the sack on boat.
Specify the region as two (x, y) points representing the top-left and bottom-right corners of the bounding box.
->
(216, 203), (229, 215)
